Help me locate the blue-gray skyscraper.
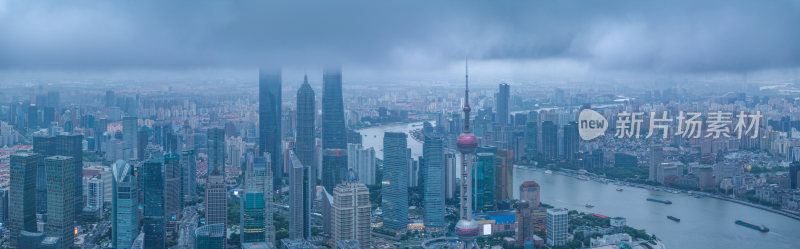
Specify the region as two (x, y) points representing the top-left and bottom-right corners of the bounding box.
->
(143, 158), (166, 249)
(296, 75), (316, 189)
(206, 128), (225, 176)
(112, 160), (139, 249)
(259, 68), (283, 188)
(322, 68), (347, 150)
(9, 153), (38, 248)
(32, 134), (83, 220)
(45, 156), (76, 249)
(382, 132), (408, 231)
(322, 149), (347, 195)
(423, 135), (445, 229)
(496, 83), (510, 125)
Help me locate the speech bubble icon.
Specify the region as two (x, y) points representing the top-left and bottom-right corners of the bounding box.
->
(578, 109), (608, 141)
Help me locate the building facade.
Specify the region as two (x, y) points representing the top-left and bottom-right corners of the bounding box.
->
(259, 68), (283, 188)
(382, 132), (408, 231)
(332, 171), (371, 247)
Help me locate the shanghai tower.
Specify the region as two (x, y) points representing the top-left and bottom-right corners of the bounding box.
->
(259, 68), (283, 188)
(296, 74), (316, 190)
(321, 67), (348, 193)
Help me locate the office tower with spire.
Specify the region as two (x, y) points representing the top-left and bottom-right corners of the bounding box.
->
(207, 128), (226, 175)
(45, 156), (76, 249)
(423, 135), (445, 229)
(496, 83), (510, 125)
(259, 68), (283, 188)
(112, 160), (139, 249)
(288, 152), (311, 239)
(382, 132), (408, 232)
(296, 74), (316, 191)
(332, 170), (371, 248)
(143, 158), (166, 249)
(9, 153), (38, 247)
(455, 60), (480, 249)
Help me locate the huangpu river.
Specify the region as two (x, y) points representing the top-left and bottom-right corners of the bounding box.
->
(358, 122), (800, 249)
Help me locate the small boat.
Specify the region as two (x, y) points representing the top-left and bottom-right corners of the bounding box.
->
(735, 220), (769, 232)
(647, 198), (672, 204)
(616, 188), (623, 192)
(585, 204), (594, 208)
(667, 216), (680, 222)
(544, 170), (553, 175)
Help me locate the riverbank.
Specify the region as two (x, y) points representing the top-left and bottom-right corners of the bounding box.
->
(531, 165), (800, 222)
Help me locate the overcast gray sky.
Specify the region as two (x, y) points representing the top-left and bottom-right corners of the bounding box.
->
(1, 0), (799, 84)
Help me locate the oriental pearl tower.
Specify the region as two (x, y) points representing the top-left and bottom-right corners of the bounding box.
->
(455, 60), (479, 249)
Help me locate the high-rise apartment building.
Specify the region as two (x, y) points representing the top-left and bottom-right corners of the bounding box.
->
(332, 171), (371, 247)
(546, 208), (569, 247)
(347, 143), (376, 186)
(541, 121), (557, 161)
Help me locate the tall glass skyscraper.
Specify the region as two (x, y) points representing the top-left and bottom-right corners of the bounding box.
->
(240, 190), (266, 243)
(541, 121), (558, 161)
(32, 134), (83, 220)
(422, 135), (445, 229)
(112, 160), (139, 249)
(181, 150), (198, 203)
(143, 158), (166, 249)
(259, 68), (283, 188)
(9, 153), (38, 248)
(322, 148), (347, 194)
(195, 223), (226, 249)
(206, 128), (226, 176)
(163, 153), (181, 235)
(45, 156), (76, 249)
(382, 132), (408, 231)
(322, 68), (347, 150)
(296, 74), (316, 188)
(288, 152), (311, 239)
(474, 150), (496, 212)
(205, 173), (227, 247)
(496, 83), (510, 125)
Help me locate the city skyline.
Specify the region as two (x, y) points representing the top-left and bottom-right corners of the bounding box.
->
(1, 2), (800, 249)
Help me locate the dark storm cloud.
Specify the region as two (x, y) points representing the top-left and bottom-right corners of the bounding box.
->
(0, 0), (798, 74)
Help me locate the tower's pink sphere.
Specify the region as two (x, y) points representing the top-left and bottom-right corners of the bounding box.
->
(455, 219), (480, 238)
(457, 133), (478, 153)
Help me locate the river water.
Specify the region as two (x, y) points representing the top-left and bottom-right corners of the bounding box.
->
(358, 122), (800, 249)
